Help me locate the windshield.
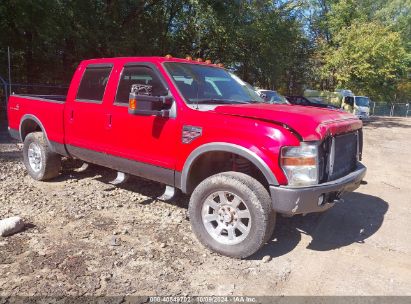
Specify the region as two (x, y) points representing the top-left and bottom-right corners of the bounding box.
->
(164, 62), (263, 104)
(243, 81), (265, 102)
(355, 96), (370, 107)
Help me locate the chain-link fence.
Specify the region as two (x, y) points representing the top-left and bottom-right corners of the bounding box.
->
(0, 75), (8, 123)
(0, 89), (7, 132)
(370, 102), (410, 117)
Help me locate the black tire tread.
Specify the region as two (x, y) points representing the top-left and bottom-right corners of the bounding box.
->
(23, 132), (61, 181)
(223, 171), (276, 243)
(188, 171), (275, 258)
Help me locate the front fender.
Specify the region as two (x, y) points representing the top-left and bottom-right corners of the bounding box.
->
(179, 142), (279, 193)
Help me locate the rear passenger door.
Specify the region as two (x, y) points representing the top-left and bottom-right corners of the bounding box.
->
(65, 63), (113, 153)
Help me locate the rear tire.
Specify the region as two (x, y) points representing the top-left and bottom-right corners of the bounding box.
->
(188, 172), (275, 259)
(23, 132), (61, 181)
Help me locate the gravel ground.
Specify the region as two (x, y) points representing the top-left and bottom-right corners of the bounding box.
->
(0, 116), (410, 297)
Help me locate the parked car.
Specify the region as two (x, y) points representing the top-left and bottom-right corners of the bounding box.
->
(286, 95), (339, 109)
(256, 89), (289, 104)
(8, 56), (366, 258)
(341, 95), (371, 119)
(304, 89), (370, 119)
(229, 75), (265, 103)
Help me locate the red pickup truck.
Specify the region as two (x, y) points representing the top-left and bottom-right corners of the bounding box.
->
(7, 56), (366, 258)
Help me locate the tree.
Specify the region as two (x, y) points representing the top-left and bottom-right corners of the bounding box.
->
(0, 0), (409, 102)
(321, 21), (408, 100)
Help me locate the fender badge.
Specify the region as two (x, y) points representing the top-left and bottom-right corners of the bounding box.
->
(182, 125), (202, 144)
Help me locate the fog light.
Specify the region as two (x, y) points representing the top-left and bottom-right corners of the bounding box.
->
(318, 194), (325, 206)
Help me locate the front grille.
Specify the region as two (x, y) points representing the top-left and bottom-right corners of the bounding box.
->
(319, 130), (361, 182)
(328, 132), (358, 181)
(328, 133), (358, 180)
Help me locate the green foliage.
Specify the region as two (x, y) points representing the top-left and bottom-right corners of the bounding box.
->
(0, 0), (311, 94)
(309, 0), (410, 101)
(0, 0), (409, 101)
(396, 78), (411, 102)
(322, 21), (408, 100)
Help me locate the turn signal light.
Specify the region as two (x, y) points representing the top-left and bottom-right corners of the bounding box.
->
(281, 157), (316, 166)
(129, 98), (137, 110)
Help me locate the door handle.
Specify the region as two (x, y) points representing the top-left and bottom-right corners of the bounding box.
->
(70, 110), (74, 121)
(107, 114), (112, 128)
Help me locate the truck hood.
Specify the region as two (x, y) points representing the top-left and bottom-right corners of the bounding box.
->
(213, 104), (362, 141)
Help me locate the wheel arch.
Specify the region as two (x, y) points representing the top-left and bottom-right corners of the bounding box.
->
(180, 142), (278, 194)
(19, 114), (52, 147)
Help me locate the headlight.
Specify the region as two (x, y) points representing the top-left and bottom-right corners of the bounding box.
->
(280, 143), (318, 186)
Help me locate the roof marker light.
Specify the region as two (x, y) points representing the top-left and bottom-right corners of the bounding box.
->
(185, 56), (192, 60)
(165, 54), (173, 59)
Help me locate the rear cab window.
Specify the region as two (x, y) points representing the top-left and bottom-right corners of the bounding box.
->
(76, 64), (113, 103)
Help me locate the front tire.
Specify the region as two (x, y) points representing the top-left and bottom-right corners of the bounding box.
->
(23, 132), (61, 181)
(188, 172), (275, 258)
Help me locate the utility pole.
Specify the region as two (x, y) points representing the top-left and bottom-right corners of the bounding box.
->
(7, 46), (12, 97)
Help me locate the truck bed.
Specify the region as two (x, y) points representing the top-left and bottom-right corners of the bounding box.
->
(7, 94), (66, 145)
(16, 94), (67, 102)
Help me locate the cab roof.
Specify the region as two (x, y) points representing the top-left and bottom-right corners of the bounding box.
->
(80, 56), (224, 68)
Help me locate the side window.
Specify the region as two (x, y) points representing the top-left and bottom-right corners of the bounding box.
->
(76, 65), (112, 102)
(345, 96), (354, 106)
(294, 97), (303, 105)
(297, 98), (307, 105)
(115, 66), (168, 104)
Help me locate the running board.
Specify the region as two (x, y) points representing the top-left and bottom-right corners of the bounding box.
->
(157, 185), (177, 201)
(110, 171), (130, 185)
(73, 162), (89, 173)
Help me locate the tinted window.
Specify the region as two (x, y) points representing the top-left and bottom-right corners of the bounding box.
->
(76, 66), (112, 102)
(115, 66), (167, 104)
(295, 97), (306, 105)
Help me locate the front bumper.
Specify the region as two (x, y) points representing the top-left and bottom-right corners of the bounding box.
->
(269, 163), (366, 214)
(355, 112), (369, 120)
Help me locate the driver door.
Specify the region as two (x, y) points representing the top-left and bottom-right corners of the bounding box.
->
(106, 62), (179, 183)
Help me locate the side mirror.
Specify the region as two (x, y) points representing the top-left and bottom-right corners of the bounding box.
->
(128, 92), (173, 117)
